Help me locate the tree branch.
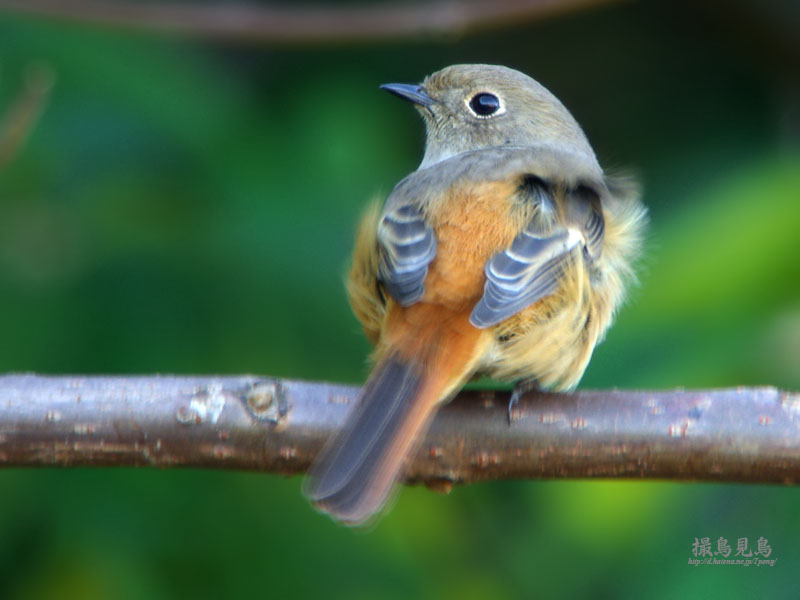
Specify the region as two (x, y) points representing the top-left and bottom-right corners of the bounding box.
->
(1, 374), (798, 491)
(0, 0), (624, 44)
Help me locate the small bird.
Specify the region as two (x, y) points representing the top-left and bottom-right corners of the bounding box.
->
(304, 64), (646, 525)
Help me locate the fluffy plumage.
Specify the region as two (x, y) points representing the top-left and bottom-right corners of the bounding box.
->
(305, 65), (646, 525)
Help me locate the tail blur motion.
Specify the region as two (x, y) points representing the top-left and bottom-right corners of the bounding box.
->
(304, 354), (428, 525)
(305, 304), (488, 525)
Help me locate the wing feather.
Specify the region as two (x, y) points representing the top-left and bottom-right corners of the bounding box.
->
(470, 183), (605, 329)
(377, 203), (436, 306)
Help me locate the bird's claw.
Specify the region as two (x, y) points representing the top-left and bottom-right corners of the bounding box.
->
(507, 380), (539, 425)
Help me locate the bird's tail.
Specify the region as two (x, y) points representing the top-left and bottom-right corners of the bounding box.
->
(304, 305), (486, 525)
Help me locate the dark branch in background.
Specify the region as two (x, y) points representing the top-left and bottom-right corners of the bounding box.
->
(0, 64), (54, 170)
(2, 375), (799, 491)
(0, 0), (624, 44)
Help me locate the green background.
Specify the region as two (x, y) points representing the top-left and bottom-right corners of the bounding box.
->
(1, 1), (799, 598)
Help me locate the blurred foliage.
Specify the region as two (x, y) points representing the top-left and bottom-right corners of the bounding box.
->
(0, 1), (799, 599)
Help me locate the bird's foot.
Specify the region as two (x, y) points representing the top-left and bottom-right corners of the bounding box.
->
(508, 379), (540, 425)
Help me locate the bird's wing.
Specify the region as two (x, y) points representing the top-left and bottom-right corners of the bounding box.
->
(377, 202), (437, 307)
(470, 181), (605, 329)
(377, 146), (604, 312)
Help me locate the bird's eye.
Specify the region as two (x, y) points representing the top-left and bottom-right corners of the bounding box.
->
(468, 93), (502, 117)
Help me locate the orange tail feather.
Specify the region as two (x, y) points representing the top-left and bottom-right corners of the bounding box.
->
(305, 305), (487, 525)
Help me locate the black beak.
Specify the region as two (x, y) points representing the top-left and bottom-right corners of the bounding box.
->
(380, 83), (434, 107)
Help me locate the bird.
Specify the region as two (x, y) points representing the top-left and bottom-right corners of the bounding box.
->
(304, 64), (646, 525)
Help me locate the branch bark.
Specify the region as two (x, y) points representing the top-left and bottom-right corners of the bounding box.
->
(0, 0), (623, 44)
(1, 374), (799, 491)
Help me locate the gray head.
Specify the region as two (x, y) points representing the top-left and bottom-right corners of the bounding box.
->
(381, 64), (598, 170)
